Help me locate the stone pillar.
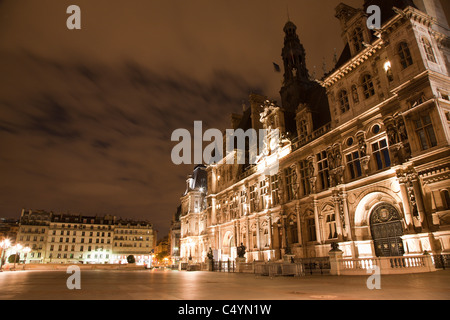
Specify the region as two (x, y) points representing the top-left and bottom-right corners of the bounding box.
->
(329, 246), (344, 276)
(332, 193), (344, 241)
(245, 183), (251, 215)
(341, 192), (352, 241)
(267, 213), (273, 250)
(211, 197), (217, 225)
(281, 213), (287, 249)
(295, 205), (303, 246)
(246, 218), (250, 252)
(218, 226), (222, 259)
(256, 216), (261, 251)
(313, 199), (322, 243)
(236, 220), (240, 247)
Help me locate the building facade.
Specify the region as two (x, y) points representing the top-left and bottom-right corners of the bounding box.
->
(169, 205), (182, 264)
(179, 0), (450, 263)
(16, 209), (156, 264)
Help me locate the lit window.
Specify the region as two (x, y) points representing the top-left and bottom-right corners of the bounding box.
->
(414, 115), (437, 150)
(346, 151), (362, 179)
(326, 214), (337, 240)
(372, 139), (391, 170)
(270, 175), (279, 206)
(259, 180), (268, 210)
(285, 167), (297, 201)
(317, 151), (330, 190)
(299, 160), (310, 196)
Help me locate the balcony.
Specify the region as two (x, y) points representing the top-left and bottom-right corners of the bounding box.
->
(291, 123), (332, 152)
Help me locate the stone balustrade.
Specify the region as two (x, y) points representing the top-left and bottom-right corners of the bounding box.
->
(330, 252), (436, 275)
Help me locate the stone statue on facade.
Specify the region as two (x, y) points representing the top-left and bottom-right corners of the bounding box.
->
(207, 247), (214, 260)
(237, 243), (246, 258)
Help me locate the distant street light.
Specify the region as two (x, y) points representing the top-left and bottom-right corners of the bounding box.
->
(0, 239), (11, 272)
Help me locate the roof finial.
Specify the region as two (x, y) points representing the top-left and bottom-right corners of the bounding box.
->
(287, 4), (290, 22)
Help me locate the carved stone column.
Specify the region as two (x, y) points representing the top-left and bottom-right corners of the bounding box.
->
(280, 212), (287, 250)
(211, 197), (217, 225)
(267, 213), (273, 250)
(295, 204), (303, 246)
(246, 218), (250, 252)
(256, 216), (261, 251)
(313, 199), (322, 244)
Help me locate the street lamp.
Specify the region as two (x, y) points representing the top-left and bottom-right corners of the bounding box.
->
(12, 244), (22, 271)
(0, 239), (11, 272)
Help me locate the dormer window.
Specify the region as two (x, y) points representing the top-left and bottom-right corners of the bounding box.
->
(352, 27), (364, 53)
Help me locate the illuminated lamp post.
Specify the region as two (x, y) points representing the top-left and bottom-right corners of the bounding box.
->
(12, 244), (23, 271)
(0, 239), (11, 272)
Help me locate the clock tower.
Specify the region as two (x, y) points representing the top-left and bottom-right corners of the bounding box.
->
(279, 20), (313, 112)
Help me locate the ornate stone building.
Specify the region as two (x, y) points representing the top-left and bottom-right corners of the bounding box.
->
(179, 0), (450, 263)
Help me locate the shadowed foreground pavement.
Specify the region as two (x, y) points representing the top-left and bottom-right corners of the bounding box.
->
(0, 269), (449, 300)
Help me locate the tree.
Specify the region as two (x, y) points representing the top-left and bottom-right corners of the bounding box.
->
(8, 254), (19, 263)
(127, 255), (135, 264)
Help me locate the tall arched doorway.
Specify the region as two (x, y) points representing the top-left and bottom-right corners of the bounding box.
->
(370, 203), (405, 257)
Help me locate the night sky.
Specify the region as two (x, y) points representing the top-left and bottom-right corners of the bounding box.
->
(1, 0), (448, 236)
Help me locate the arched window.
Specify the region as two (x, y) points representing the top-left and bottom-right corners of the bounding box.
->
(422, 38), (436, 63)
(352, 27), (364, 53)
(338, 90), (350, 114)
(288, 217), (298, 244)
(326, 213), (337, 239)
(362, 74), (375, 99)
(398, 42), (413, 69)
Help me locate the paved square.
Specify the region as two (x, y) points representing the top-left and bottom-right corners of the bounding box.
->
(0, 269), (449, 300)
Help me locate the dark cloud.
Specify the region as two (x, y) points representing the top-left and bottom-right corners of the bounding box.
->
(0, 48), (261, 234)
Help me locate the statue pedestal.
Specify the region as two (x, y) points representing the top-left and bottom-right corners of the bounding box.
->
(283, 254), (295, 263)
(235, 257), (246, 272)
(205, 259), (213, 271)
(329, 250), (343, 276)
